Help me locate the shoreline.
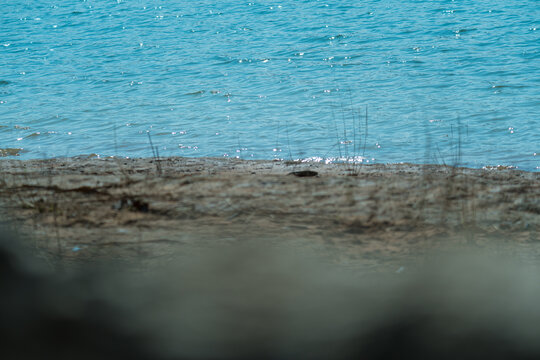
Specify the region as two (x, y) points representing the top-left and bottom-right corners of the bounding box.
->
(1, 156), (539, 269)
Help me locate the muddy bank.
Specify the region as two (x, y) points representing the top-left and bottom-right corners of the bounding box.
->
(0, 156), (538, 269)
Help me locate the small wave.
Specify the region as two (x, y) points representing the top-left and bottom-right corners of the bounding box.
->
(489, 84), (528, 89)
(453, 28), (477, 35)
(184, 90), (205, 96)
(328, 34), (347, 41)
(25, 132), (42, 138)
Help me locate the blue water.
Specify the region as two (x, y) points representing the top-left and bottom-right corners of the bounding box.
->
(1, 0), (538, 170)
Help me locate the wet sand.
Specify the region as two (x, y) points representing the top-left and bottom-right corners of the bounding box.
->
(0, 156), (538, 270)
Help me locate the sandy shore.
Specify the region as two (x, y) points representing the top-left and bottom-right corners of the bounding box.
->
(0, 156), (538, 270)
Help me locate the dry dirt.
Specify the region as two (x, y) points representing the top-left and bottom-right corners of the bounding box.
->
(0, 156), (538, 271)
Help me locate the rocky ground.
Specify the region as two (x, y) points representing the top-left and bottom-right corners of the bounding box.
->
(0, 156), (538, 271)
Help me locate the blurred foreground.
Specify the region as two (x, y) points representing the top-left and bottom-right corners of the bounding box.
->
(2, 229), (540, 359)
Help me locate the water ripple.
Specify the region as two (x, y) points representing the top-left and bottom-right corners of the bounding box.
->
(0, 0), (538, 170)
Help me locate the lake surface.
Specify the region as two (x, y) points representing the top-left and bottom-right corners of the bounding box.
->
(1, 0), (538, 170)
